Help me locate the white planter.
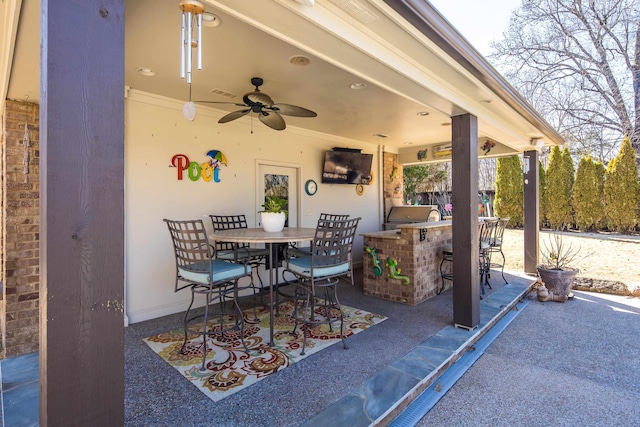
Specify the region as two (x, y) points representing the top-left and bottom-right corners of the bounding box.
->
(261, 212), (286, 232)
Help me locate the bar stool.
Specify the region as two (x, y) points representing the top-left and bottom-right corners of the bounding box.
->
(479, 218), (498, 292)
(439, 219), (497, 295)
(283, 217), (361, 355)
(487, 217), (509, 284)
(163, 219), (252, 371)
(209, 214), (269, 289)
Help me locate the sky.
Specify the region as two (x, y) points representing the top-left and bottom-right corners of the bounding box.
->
(428, 0), (523, 55)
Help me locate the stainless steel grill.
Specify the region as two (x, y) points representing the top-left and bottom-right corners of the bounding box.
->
(384, 205), (440, 230)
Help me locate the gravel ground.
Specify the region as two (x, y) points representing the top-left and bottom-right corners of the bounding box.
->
(500, 229), (640, 295)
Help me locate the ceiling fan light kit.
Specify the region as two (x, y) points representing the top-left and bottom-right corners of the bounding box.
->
(182, 101), (197, 121)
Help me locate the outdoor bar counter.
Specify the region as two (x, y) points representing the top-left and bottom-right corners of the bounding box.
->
(361, 220), (452, 305)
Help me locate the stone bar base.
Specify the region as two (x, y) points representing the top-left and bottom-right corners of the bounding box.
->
(361, 221), (452, 305)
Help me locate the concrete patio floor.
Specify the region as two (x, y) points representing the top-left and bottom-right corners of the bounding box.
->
(7, 278), (639, 426)
(2, 267), (536, 426)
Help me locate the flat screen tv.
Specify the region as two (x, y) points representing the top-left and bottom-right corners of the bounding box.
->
(321, 150), (373, 185)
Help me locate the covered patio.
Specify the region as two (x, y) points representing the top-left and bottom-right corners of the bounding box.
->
(2, 267), (535, 426)
(1, 0), (563, 424)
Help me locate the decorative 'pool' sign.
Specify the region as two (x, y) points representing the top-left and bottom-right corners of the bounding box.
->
(171, 150), (227, 182)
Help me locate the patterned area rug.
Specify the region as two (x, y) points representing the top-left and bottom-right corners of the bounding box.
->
(144, 300), (386, 402)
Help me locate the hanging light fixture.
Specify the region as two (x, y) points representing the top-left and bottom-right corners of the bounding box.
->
(183, 84), (196, 121)
(179, 0), (204, 84)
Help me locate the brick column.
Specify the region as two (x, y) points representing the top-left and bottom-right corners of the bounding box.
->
(1, 99), (40, 358)
(383, 151), (403, 225)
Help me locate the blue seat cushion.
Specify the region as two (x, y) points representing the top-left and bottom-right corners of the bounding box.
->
(178, 259), (249, 285)
(285, 256), (349, 278)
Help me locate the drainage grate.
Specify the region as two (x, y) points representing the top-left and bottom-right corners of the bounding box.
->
(389, 298), (531, 427)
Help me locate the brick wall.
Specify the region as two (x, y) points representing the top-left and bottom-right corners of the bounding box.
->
(362, 224), (452, 305)
(1, 100), (40, 358)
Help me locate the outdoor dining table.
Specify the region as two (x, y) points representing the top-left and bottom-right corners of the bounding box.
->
(209, 227), (316, 346)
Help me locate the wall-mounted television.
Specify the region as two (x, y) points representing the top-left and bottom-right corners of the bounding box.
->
(321, 150), (373, 185)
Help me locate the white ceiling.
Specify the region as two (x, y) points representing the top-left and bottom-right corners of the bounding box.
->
(5, 0), (562, 152)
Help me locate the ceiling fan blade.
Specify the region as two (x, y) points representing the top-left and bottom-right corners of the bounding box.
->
(245, 91), (274, 107)
(218, 109), (251, 123)
(259, 111), (286, 130)
(271, 103), (317, 117)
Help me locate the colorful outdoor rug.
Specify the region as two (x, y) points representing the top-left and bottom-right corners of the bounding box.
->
(143, 300), (386, 402)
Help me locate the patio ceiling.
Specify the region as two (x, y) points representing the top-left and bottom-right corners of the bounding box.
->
(4, 0), (563, 152)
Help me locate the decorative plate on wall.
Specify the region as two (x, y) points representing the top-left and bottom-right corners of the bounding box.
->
(355, 184), (364, 196)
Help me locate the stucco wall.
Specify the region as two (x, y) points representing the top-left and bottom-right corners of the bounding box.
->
(124, 91), (383, 323)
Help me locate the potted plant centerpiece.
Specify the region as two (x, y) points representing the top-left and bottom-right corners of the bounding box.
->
(536, 229), (580, 298)
(259, 196), (288, 232)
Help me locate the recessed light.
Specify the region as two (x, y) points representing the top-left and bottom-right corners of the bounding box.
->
(136, 67), (156, 77)
(441, 122), (451, 126)
(289, 55), (311, 66)
(350, 82), (367, 90)
(404, 142), (413, 145)
(373, 133), (389, 138)
(417, 111), (429, 116)
(480, 99), (492, 104)
(202, 13), (221, 27)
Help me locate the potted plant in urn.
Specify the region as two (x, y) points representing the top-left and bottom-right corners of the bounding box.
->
(536, 230), (580, 298)
(259, 196), (288, 232)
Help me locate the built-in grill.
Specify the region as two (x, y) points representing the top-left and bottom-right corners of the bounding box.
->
(384, 205), (440, 230)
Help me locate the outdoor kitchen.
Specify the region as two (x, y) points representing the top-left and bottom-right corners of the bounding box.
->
(383, 205), (441, 230)
(361, 216), (452, 305)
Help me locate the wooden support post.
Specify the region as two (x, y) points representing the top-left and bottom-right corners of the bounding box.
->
(523, 149), (540, 274)
(40, 1), (125, 425)
(451, 114), (480, 329)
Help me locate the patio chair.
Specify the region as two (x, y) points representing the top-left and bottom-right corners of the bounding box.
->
(287, 213), (353, 285)
(287, 213), (350, 254)
(209, 214), (269, 290)
(164, 218), (252, 371)
(439, 219), (497, 295)
(487, 217), (509, 284)
(479, 218), (498, 293)
(283, 216), (361, 355)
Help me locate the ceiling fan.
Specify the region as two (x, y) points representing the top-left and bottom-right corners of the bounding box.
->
(197, 77), (317, 130)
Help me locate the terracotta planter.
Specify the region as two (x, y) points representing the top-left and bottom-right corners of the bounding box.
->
(536, 265), (579, 297)
(260, 212), (286, 232)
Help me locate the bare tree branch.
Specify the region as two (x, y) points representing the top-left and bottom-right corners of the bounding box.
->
(490, 0), (640, 170)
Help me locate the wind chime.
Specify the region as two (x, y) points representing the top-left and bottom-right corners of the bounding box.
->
(179, 0), (204, 121)
(22, 121), (30, 183)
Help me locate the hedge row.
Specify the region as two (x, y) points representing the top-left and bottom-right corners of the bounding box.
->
(495, 138), (640, 233)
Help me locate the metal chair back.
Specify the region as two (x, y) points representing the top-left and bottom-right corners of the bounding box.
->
(163, 219), (214, 292)
(479, 218), (498, 250)
(318, 212), (349, 222)
(310, 217), (360, 270)
(209, 214), (251, 252)
(492, 217), (509, 247)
